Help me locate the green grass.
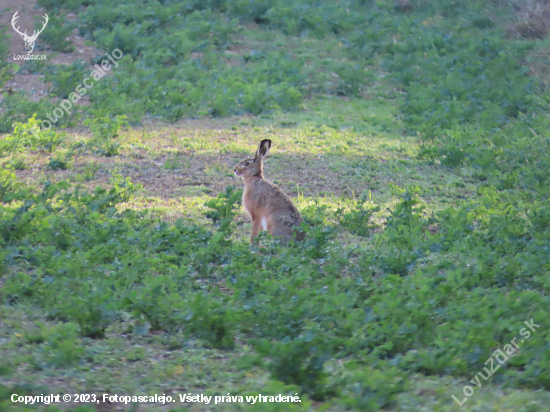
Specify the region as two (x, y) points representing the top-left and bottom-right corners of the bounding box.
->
(1, 111), (549, 411)
(1, 0), (550, 411)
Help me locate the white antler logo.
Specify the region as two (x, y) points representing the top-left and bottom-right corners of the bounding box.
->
(11, 10), (49, 54)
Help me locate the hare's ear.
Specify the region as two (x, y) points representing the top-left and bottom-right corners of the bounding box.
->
(255, 139), (271, 160)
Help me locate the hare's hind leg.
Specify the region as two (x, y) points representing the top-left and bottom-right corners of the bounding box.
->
(270, 216), (304, 244)
(269, 218), (293, 244)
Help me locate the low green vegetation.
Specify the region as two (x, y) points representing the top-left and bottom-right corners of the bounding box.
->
(1, 0), (550, 411)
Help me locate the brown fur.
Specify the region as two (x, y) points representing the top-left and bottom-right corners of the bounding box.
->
(234, 139), (305, 245)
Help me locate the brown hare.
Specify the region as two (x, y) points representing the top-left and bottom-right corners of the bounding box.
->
(234, 139), (305, 245)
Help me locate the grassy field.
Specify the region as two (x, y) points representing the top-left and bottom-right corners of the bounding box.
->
(1, 0), (550, 411)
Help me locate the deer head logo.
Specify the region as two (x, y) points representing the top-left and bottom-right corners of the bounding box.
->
(11, 11), (49, 54)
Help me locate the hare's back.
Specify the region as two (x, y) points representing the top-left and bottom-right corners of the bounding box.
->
(262, 180), (302, 223)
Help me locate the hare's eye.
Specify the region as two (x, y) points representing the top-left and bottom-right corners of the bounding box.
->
(244, 161), (250, 166)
